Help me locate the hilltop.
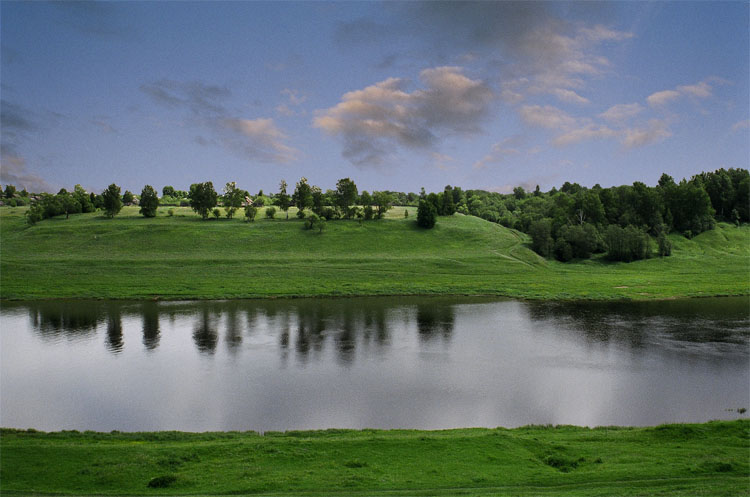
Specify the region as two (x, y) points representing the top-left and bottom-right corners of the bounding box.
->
(0, 206), (747, 300)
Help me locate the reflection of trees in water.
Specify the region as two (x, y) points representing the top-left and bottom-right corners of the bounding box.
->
(29, 302), (104, 341)
(192, 307), (218, 354)
(141, 302), (160, 350)
(105, 304), (123, 354)
(224, 304), (243, 352)
(524, 298), (750, 355)
(416, 304), (455, 343)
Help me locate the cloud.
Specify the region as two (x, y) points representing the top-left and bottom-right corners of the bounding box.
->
(731, 119), (750, 133)
(646, 89), (681, 107)
(276, 89), (307, 117)
(140, 80), (230, 116)
(519, 105), (576, 130)
(621, 119), (672, 148)
(141, 79), (297, 164)
(647, 79), (715, 107)
(0, 155), (56, 193)
(220, 118), (298, 164)
(473, 136), (521, 169)
(551, 88), (590, 105)
(314, 66), (493, 165)
(599, 103), (644, 122)
(552, 124), (616, 146)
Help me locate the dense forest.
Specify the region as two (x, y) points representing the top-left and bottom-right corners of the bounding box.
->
(3, 167), (747, 263)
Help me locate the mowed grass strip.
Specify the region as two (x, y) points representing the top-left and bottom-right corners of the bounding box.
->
(1, 206), (748, 300)
(1, 420), (747, 496)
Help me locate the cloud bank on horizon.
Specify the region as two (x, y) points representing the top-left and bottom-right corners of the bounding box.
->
(0, 1), (747, 194)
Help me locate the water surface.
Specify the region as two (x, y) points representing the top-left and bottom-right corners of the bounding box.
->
(1, 297), (747, 431)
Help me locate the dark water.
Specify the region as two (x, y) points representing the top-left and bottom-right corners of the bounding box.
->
(1, 297), (748, 432)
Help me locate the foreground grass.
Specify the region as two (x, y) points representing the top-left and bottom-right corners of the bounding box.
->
(1, 420), (747, 496)
(1, 206), (748, 300)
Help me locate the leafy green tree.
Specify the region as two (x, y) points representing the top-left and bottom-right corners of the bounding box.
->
(335, 178), (358, 218)
(139, 185), (159, 218)
(188, 181), (218, 220)
(373, 191), (392, 219)
(162, 186), (176, 198)
(605, 225), (651, 262)
(359, 190), (372, 206)
(265, 206), (276, 219)
(244, 204), (257, 222)
(222, 181), (243, 219)
(293, 177), (313, 216)
(102, 183), (123, 218)
(73, 185), (94, 213)
(4, 184), (16, 199)
(26, 203), (43, 225)
(122, 190), (135, 205)
(417, 198), (437, 228)
(275, 180), (291, 219)
(529, 219), (554, 257)
(442, 186), (456, 215)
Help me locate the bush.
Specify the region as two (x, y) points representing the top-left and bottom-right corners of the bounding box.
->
(363, 205), (374, 220)
(167, 209), (174, 217)
(404, 209), (409, 218)
(26, 204), (43, 225)
(244, 205), (257, 222)
(657, 231), (672, 257)
(180, 199), (189, 207)
(265, 206), (276, 219)
(212, 208), (221, 219)
(147, 475), (177, 488)
(417, 198), (437, 228)
(320, 206), (337, 220)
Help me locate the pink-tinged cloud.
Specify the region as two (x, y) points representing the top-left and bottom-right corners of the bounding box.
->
(314, 66), (493, 165)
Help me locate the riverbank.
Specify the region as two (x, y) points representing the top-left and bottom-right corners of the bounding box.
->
(1, 420), (747, 496)
(1, 207), (748, 301)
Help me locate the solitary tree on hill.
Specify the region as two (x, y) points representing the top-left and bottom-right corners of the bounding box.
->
(189, 181), (218, 220)
(139, 185), (159, 218)
(102, 183), (123, 218)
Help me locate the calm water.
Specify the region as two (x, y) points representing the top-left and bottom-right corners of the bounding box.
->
(1, 297), (748, 432)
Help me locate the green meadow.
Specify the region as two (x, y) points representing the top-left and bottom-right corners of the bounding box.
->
(1, 206), (748, 300)
(1, 421), (747, 496)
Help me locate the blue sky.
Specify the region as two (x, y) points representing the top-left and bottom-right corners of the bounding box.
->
(1, 1), (748, 195)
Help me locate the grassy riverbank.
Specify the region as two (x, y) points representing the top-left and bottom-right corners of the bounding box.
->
(1, 206), (748, 301)
(1, 420), (747, 496)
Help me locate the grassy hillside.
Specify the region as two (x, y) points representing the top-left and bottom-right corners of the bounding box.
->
(1, 206), (748, 300)
(1, 420), (747, 496)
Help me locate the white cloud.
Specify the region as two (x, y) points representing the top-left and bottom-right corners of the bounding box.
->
(599, 103), (644, 122)
(220, 118), (299, 164)
(621, 119), (672, 148)
(519, 105), (576, 130)
(647, 79), (715, 107)
(314, 66), (493, 165)
(646, 89), (681, 107)
(551, 88), (590, 105)
(553, 124), (616, 146)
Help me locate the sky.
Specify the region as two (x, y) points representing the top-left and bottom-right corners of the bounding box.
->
(1, 1), (748, 195)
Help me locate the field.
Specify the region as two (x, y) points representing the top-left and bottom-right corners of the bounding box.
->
(1, 206), (748, 300)
(1, 421), (748, 496)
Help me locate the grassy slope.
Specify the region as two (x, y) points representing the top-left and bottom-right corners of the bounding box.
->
(1, 421), (747, 496)
(0, 206), (748, 300)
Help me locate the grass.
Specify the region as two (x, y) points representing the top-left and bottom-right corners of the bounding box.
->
(0, 206), (748, 300)
(1, 420), (747, 496)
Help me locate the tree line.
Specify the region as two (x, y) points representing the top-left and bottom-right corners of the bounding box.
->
(8, 167), (747, 263)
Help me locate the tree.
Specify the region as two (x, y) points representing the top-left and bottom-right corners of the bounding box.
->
(359, 190), (372, 207)
(188, 181), (218, 220)
(4, 184), (16, 199)
(244, 204), (257, 222)
(373, 191), (392, 219)
(417, 198), (437, 228)
(335, 178), (358, 218)
(222, 181), (243, 219)
(102, 183), (123, 218)
(59, 192), (80, 219)
(73, 185), (94, 213)
(442, 186), (456, 215)
(293, 177), (313, 217)
(529, 219), (554, 257)
(122, 190), (135, 205)
(162, 186), (176, 198)
(275, 180), (291, 219)
(139, 185), (159, 218)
